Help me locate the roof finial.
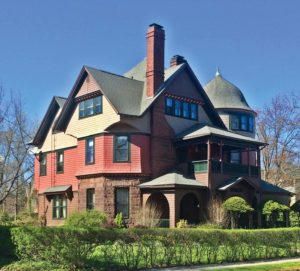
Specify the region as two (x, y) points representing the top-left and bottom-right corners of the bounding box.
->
(215, 66), (221, 76)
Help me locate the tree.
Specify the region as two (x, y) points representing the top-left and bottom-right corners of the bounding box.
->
(256, 92), (300, 186)
(0, 87), (34, 217)
(262, 200), (289, 228)
(223, 196), (254, 229)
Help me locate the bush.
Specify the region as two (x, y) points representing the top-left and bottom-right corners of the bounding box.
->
(10, 227), (300, 270)
(13, 212), (39, 227)
(223, 197), (254, 229)
(0, 212), (13, 226)
(64, 210), (107, 228)
(176, 219), (188, 228)
(262, 200), (289, 227)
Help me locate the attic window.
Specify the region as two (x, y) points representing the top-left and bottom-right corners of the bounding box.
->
(165, 96), (198, 120)
(79, 96), (102, 119)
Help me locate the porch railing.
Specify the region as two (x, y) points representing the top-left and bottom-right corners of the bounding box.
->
(192, 160), (259, 177)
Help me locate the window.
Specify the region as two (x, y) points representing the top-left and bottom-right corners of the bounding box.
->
(230, 151), (241, 164)
(56, 150), (64, 173)
(115, 188), (129, 218)
(230, 114), (255, 133)
(114, 135), (130, 162)
(39, 153), (47, 176)
(86, 188), (95, 210)
(241, 115), (248, 131)
(182, 102), (190, 118)
(86, 138), (95, 164)
(190, 103), (198, 120)
(79, 96), (102, 118)
(53, 195), (67, 219)
(165, 96), (198, 120)
(165, 97), (173, 115)
(231, 115), (240, 130)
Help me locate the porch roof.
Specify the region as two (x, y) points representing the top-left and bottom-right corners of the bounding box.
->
(260, 180), (293, 195)
(218, 177), (258, 191)
(139, 172), (206, 188)
(43, 185), (72, 194)
(176, 124), (266, 146)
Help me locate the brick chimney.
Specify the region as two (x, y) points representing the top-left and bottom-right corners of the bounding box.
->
(170, 55), (186, 67)
(146, 23), (165, 97)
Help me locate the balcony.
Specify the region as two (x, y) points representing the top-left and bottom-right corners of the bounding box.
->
(192, 160), (259, 177)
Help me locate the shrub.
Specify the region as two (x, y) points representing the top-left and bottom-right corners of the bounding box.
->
(262, 200), (289, 227)
(223, 197), (254, 229)
(289, 210), (300, 227)
(64, 210), (107, 228)
(135, 202), (162, 228)
(0, 212), (13, 226)
(176, 219), (188, 228)
(13, 212), (39, 227)
(207, 196), (227, 227)
(114, 213), (125, 228)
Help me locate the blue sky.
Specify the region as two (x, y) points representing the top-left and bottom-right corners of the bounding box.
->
(0, 1), (299, 121)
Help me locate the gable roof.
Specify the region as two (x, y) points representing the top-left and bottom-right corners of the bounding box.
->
(31, 96), (66, 147)
(260, 180), (293, 195)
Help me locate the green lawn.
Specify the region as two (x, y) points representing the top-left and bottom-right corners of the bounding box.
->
(202, 260), (300, 271)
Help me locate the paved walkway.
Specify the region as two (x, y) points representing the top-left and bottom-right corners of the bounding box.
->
(145, 257), (300, 270)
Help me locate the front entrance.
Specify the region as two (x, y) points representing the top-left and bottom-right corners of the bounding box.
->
(180, 193), (200, 224)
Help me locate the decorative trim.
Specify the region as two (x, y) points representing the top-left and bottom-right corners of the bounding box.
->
(165, 92), (204, 105)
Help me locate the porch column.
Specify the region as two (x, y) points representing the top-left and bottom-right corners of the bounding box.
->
(257, 148), (261, 179)
(165, 193), (176, 228)
(207, 139), (212, 189)
(219, 141), (223, 174)
(247, 146), (251, 177)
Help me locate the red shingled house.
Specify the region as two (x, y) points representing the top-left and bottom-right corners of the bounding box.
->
(32, 24), (291, 227)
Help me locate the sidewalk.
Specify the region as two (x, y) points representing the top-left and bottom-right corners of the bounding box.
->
(145, 257), (300, 270)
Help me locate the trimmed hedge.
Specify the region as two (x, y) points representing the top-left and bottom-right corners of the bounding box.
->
(9, 227), (300, 270)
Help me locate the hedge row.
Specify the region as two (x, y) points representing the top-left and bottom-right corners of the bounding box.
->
(5, 227), (300, 270)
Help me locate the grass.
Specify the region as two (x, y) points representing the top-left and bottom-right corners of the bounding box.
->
(202, 260), (300, 271)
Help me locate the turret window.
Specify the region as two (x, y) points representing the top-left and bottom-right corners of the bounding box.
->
(230, 114), (254, 133)
(165, 97), (198, 120)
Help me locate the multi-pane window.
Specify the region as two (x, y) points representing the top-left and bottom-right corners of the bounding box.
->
(230, 151), (241, 164)
(115, 188), (129, 218)
(56, 150), (64, 173)
(53, 195), (67, 219)
(114, 136), (129, 162)
(39, 153), (47, 176)
(230, 114), (254, 133)
(86, 188), (95, 210)
(165, 96), (198, 120)
(86, 138), (95, 164)
(79, 96), (102, 118)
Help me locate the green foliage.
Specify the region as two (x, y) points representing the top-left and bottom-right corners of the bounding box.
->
(0, 226), (15, 259)
(114, 213), (125, 228)
(223, 197), (254, 213)
(197, 223), (223, 229)
(262, 200), (289, 215)
(289, 210), (300, 227)
(0, 212), (13, 226)
(64, 210), (107, 228)
(9, 227), (300, 270)
(262, 200), (289, 227)
(13, 212), (39, 227)
(176, 219), (188, 228)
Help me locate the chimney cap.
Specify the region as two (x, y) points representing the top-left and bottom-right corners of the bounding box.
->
(149, 23), (164, 29)
(170, 55), (186, 67)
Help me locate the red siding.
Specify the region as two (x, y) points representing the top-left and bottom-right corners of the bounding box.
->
(34, 134), (151, 194)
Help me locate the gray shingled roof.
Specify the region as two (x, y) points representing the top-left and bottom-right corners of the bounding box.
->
(139, 172), (206, 188)
(176, 123), (265, 145)
(260, 180), (293, 195)
(44, 185), (72, 194)
(54, 96), (67, 108)
(204, 73), (253, 112)
(218, 177), (258, 191)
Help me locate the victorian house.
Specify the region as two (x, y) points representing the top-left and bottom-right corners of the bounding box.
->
(32, 24), (291, 227)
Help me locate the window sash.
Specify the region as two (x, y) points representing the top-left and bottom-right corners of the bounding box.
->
(190, 103), (198, 120)
(241, 115), (248, 131)
(182, 102), (190, 118)
(53, 195), (67, 219)
(40, 154), (47, 176)
(86, 188), (95, 210)
(165, 97), (197, 120)
(115, 188), (129, 218)
(79, 96), (102, 118)
(114, 136), (129, 162)
(230, 151), (241, 164)
(86, 138), (95, 164)
(56, 151), (64, 173)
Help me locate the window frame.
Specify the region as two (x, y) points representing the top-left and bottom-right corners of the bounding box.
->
(39, 153), (47, 176)
(52, 194), (67, 220)
(113, 135), (130, 163)
(165, 96), (198, 121)
(115, 187), (129, 219)
(56, 150), (64, 174)
(230, 113), (254, 133)
(78, 96), (103, 119)
(86, 188), (95, 210)
(85, 137), (95, 165)
(230, 150), (241, 164)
